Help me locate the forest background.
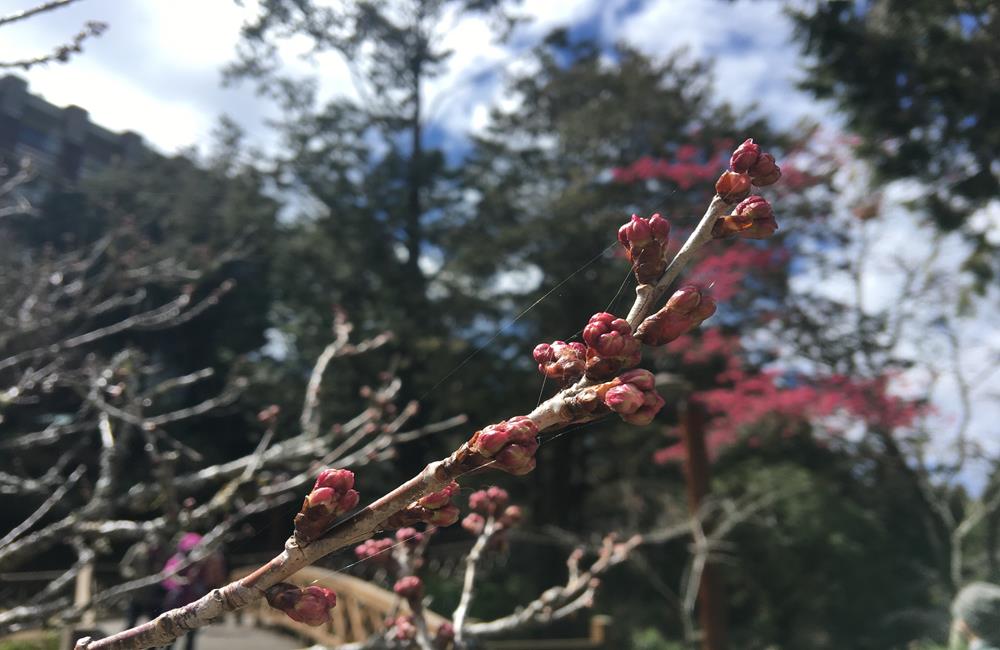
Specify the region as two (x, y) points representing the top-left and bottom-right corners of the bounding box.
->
(1, 1), (999, 649)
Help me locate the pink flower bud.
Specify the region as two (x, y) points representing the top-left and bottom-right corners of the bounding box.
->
(265, 583), (337, 627)
(393, 576), (423, 599)
(582, 313), (642, 381)
(469, 417), (538, 457)
(622, 390), (666, 426)
(462, 512), (486, 535)
(601, 369), (664, 425)
(499, 505), (523, 528)
(715, 171), (752, 204)
(391, 615), (417, 641)
(495, 439), (539, 475)
(533, 340), (586, 383)
(532, 343), (555, 363)
(635, 286), (717, 345)
(315, 468), (355, 492)
(729, 138), (761, 173)
(395, 527), (423, 545)
(468, 489), (490, 513)
(616, 368), (657, 391)
(419, 481), (459, 510)
(295, 468), (361, 542)
(749, 152), (781, 186)
(604, 383), (644, 414)
(486, 486), (509, 509)
(617, 214), (672, 284)
(713, 195), (777, 239)
(427, 504), (460, 526)
(306, 486), (337, 511)
(257, 404), (280, 423)
(435, 622), (455, 646)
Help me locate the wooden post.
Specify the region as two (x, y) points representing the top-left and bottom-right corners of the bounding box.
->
(679, 399), (727, 650)
(60, 560), (95, 650)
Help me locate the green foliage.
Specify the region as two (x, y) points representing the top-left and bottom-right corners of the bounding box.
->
(715, 433), (948, 649)
(0, 633), (58, 650)
(789, 0), (1000, 283)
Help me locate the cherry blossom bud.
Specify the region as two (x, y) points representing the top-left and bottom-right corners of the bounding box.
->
(533, 340), (586, 383)
(395, 527), (423, 546)
(601, 369), (664, 426)
(265, 583), (338, 627)
(295, 469), (360, 543)
(388, 481), (462, 529)
(354, 537), (394, 561)
(468, 417), (539, 475)
(582, 313), (642, 381)
(495, 441), (538, 475)
(499, 505), (523, 528)
(729, 138), (761, 173)
(715, 171), (752, 204)
(462, 512), (486, 535)
(617, 214), (671, 284)
(435, 622), (455, 647)
(605, 383), (644, 414)
(393, 576), (424, 600)
(749, 152), (781, 186)
(257, 404), (280, 424)
(486, 486), (509, 510)
(635, 285), (717, 345)
(427, 504), (461, 526)
(468, 490), (490, 513)
(315, 468), (355, 492)
(419, 481), (459, 510)
(390, 615), (417, 641)
(713, 195), (777, 239)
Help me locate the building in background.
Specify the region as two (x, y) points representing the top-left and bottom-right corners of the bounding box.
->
(0, 74), (147, 195)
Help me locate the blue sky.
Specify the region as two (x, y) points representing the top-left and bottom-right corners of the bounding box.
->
(0, 0), (826, 154)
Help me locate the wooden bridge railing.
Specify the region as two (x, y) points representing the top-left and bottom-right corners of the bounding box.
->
(231, 566), (450, 646)
(231, 566), (611, 649)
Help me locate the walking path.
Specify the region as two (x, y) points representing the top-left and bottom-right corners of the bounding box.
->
(98, 619), (302, 650)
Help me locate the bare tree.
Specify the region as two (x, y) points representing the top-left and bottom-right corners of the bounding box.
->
(0, 0), (107, 70)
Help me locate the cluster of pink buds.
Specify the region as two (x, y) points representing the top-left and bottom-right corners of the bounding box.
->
(617, 213), (671, 284)
(355, 537), (395, 562)
(582, 312), (642, 380)
(467, 416), (539, 475)
(716, 139), (781, 204)
(388, 614), (417, 641)
(713, 195), (777, 239)
(533, 340), (586, 383)
(730, 138), (781, 186)
(265, 583), (338, 627)
(395, 527), (424, 547)
(468, 486), (508, 514)
(387, 481), (461, 528)
(294, 468), (360, 543)
(462, 486), (523, 535)
(601, 369), (665, 425)
(393, 575), (424, 600)
(635, 285), (717, 345)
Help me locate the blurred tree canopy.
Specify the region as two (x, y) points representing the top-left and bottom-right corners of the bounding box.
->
(789, 0), (1000, 284)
